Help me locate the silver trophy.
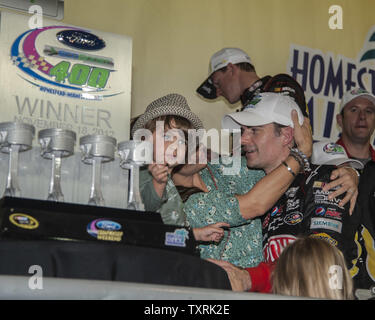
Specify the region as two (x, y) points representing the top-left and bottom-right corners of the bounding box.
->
(38, 128), (76, 202)
(80, 134), (117, 206)
(0, 122), (35, 197)
(118, 140), (152, 211)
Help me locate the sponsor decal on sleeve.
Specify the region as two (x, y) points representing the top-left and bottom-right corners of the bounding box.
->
(285, 187), (299, 198)
(325, 208), (343, 219)
(315, 206), (326, 216)
(310, 217), (342, 233)
(271, 206), (279, 217)
(284, 211), (303, 225)
(310, 232), (338, 246)
(313, 181), (326, 188)
(263, 235), (297, 263)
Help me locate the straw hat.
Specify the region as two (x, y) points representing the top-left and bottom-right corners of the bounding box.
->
(131, 93), (204, 137)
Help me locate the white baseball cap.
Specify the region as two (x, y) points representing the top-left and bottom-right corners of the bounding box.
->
(311, 141), (364, 169)
(222, 92), (304, 130)
(340, 88), (375, 113)
(196, 48), (252, 99)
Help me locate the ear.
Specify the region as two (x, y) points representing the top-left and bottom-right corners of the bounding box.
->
(336, 113), (343, 129)
(281, 126), (294, 147)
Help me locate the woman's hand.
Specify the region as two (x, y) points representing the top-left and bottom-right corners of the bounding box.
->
(323, 166), (359, 215)
(292, 110), (313, 157)
(192, 222), (229, 242)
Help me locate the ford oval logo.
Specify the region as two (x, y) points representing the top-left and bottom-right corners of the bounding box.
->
(96, 220), (121, 231)
(56, 30), (106, 51)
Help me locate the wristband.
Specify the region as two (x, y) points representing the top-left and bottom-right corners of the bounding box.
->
(282, 161), (297, 177)
(290, 148), (311, 172)
(288, 152), (304, 172)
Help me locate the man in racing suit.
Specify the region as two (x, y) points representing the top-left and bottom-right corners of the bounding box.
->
(214, 92), (360, 293)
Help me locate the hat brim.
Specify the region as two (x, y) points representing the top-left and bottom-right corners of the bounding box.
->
(359, 94), (375, 106)
(342, 93), (375, 111)
(222, 111), (286, 130)
(321, 158), (364, 170)
(131, 106), (204, 138)
(196, 77), (217, 100)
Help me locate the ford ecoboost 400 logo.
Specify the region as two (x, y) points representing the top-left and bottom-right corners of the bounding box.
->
(10, 26), (121, 100)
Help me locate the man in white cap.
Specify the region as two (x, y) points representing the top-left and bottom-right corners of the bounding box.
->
(197, 47), (308, 116)
(335, 88), (375, 294)
(336, 88), (375, 164)
(209, 92), (361, 293)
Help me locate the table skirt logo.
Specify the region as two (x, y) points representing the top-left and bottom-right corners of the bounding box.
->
(87, 218), (123, 242)
(10, 26), (122, 100)
(165, 228), (189, 247)
(9, 213), (39, 230)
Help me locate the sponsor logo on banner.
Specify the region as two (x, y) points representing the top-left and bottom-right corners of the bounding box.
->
(10, 26), (122, 101)
(9, 213), (39, 230)
(87, 218), (123, 242)
(263, 235), (297, 263)
(165, 228), (189, 247)
(310, 217), (342, 233)
(287, 26), (375, 145)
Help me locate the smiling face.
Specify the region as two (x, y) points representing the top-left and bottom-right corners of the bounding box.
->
(241, 123), (286, 174)
(337, 96), (375, 145)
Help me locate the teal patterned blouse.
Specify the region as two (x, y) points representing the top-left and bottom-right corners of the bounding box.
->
(184, 156), (265, 268)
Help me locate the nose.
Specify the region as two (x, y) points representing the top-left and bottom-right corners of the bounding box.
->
(241, 130), (252, 145)
(359, 110), (366, 120)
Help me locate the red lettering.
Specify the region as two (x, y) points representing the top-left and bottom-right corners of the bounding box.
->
(263, 235), (297, 263)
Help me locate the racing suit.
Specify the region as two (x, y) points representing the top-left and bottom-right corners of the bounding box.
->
(246, 164), (358, 292)
(336, 138), (375, 291)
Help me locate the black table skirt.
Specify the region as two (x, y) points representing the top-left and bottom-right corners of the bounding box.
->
(0, 240), (231, 290)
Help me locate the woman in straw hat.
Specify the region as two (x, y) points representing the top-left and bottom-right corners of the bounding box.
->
(133, 93), (357, 269)
(132, 93), (228, 242)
